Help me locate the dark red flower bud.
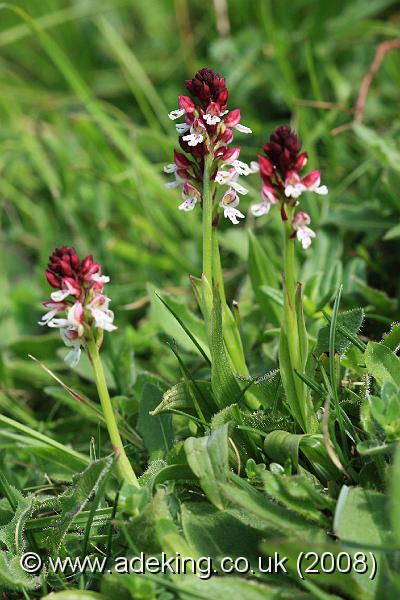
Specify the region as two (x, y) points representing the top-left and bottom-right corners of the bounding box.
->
(47, 247), (81, 287)
(263, 126), (302, 178)
(46, 271), (61, 289)
(174, 150), (192, 169)
(225, 109), (241, 127)
(258, 155), (274, 177)
(295, 152), (308, 171)
(185, 68), (228, 108)
(220, 128), (234, 144)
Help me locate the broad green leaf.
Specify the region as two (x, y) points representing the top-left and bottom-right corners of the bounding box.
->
(149, 380), (211, 416)
(382, 322), (400, 352)
(42, 593), (107, 600)
(148, 285), (209, 358)
(334, 485), (395, 598)
(364, 342), (400, 386)
(138, 384), (174, 460)
(210, 293), (241, 408)
(384, 223), (400, 240)
(181, 502), (263, 560)
(315, 308), (364, 356)
(261, 471), (333, 526)
(247, 230), (281, 324)
(353, 277), (397, 314)
(47, 458), (113, 554)
(184, 425), (229, 510)
(175, 574), (299, 599)
(220, 474), (325, 539)
(264, 430), (305, 470)
(390, 445), (400, 543)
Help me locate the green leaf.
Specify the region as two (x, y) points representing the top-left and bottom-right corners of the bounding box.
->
(220, 474), (325, 539)
(261, 470), (334, 526)
(382, 322), (400, 352)
(353, 277), (397, 314)
(390, 445), (400, 544)
(138, 383), (174, 460)
(315, 308), (364, 356)
(353, 123), (400, 173)
(264, 430), (304, 470)
(149, 380), (211, 416)
(42, 593), (107, 600)
(210, 292), (242, 408)
(334, 485), (395, 598)
(181, 502), (263, 560)
(248, 231), (281, 324)
(149, 285), (209, 359)
(364, 342), (400, 386)
(184, 425), (229, 510)
(384, 223), (400, 240)
(174, 574), (297, 600)
(47, 458), (113, 554)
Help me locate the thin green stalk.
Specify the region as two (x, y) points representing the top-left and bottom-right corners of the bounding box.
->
(86, 340), (139, 487)
(212, 229), (246, 373)
(202, 153), (214, 287)
(283, 217), (302, 385)
(280, 212), (314, 431)
(212, 229), (258, 409)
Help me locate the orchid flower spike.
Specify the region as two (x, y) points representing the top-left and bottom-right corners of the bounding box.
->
(164, 67), (253, 225)
(251, 125), (328, 248)
(40, 247), (117, 367)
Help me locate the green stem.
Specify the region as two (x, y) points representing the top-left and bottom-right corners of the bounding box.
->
(202, 154), (214, 286)
(86, 340), (139, 487)
(281, 211), (310, 431)
(212, 229), (258, 410)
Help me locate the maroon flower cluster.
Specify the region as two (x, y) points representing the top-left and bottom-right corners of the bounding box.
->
(40, 247), (115, 368)
(185, 67), (228, 109)
(45, 246), (102, 298)
(251, 126), (328, 248)
(165, 67), (253, 223)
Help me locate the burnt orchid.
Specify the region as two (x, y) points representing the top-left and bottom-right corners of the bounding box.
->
(40, 247), (138, 487)
(164, 68), (256, 394)
(251, 126), (328, 432)
(251, 126), (328, 249)
(164, 67), (254, 229)
(40, 247), (116, 368)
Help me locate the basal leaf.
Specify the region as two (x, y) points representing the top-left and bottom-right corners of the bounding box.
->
(364, 342), (400, 387)
(138, 383), (174, 460)
(184, 425), (229, 510)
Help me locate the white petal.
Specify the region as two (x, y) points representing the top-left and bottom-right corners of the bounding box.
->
(165, 179), (182, 189)
(235, 123), (252, 134)
(285, 183), (305, 199)
(182, 133), (203, 147)
(215, 170), (231, 184)
(250, 161), (260, 173)
(176, 123), (190, 134)
(178, 198), (197, 211)
(38, 308), (59, 326)
(203, 114), (220, 125)
(315, 185), (328, 195)
(163, 164), (177, 173)
(233, 160), (252, 176)
(251, 201), (270, 217)
(230, 180), (248, 195)
(168, 108), (185, 120)
(64, 346), (81, 368)
(224, 206), (245, 225)
(50, 289), (70, 302)
(91, 273), (110, 284)
(47, 318), (69, 328)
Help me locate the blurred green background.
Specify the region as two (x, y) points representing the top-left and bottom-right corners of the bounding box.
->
(1, 0), (399, 398)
